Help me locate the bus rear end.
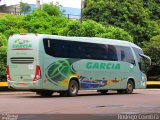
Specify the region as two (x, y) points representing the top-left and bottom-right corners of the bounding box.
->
(7, 34), (42, 90)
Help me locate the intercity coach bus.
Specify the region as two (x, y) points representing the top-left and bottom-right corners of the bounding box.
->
(7, 34), (151, 97)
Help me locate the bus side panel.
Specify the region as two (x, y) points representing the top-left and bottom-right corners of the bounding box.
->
(42, 55), (70, 91)
(43, 58), (139, 91)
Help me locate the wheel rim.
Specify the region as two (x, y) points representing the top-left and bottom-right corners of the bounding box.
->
(128, 83), (133, 92)
(71, 84), (77, 94)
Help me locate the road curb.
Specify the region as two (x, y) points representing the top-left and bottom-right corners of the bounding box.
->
(1, 89), (160, 95)
(0, 91), (33, 95)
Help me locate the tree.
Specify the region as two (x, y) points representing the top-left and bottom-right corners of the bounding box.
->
(0, 33), (7, 81)
(96, 26), (133, 42)
(0, 14), (29, 81)
(0, 33), (7, 47)
(143, 35), (160, 66)
(41, 3), (63, 16)
(23, 9), (68, 34)
(143, 0), (160, 20)
(20, 2), (31, 15)
(60, 20), (133, 41)
(83, 0), (160, 44)
(60, 20), (106, 37)
(0, 14), (27, 38)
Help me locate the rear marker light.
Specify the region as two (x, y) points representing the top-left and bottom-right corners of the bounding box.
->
(6, 65), (11, 81)
(33, 65), (41, 81)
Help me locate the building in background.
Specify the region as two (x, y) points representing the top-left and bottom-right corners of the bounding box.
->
(0, 1), (80, 19)
(0, 4), (20, 14)
(0, 3), (36, 15)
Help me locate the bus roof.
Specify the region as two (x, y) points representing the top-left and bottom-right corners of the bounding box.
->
(10, 33), (141, 49)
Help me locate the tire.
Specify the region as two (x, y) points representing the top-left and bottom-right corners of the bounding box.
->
(125, 80), (134, 94)
(36, 90), (53, 97)
(67, 80), (79, 97)
(97, 90), (108, 94)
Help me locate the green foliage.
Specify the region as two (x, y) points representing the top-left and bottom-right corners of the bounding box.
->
(0, 52), (7, 81)
(84, 0), (150, 24)
(143, 0), (160, 20)
(60, 20), (133, 42)
(81, 20), (106, 37)
(42, 3), (62, 16)
(4, 27), (28, 38)
(0, 33), (7, 47)
(23, 9), (53, 34)
(23, 9), (68, 34)
(0, 15), (27, 38)
(83, 0), (160, 44)
(96, 26), (133, 42)
(0, 33), (7, 81)
(20, 2), (31, 15)
(60, 20), (106, 37)
(59, 21), (82, 36)
(50, 16), (69, 35)
(143, 35), (160, 66)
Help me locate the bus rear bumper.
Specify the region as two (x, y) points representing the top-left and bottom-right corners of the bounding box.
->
(8, 81), (41, 90)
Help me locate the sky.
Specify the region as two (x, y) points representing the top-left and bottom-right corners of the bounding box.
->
(0, 0), (81, 8)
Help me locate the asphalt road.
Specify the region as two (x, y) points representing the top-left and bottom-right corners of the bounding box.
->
(0, 89), (160, 120)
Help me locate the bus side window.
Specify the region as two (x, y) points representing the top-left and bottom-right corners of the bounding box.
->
(43, 39), (55, 57)
(133, 47), (144, 68)
(139, 54), (151, 73)
(121, 50), (125, 61)
(108, 45), (118, 61)
(48, 40), (50, 48)
(121, 47), (135, 65)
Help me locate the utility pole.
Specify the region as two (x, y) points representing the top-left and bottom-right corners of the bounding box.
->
(36, 0), (40, 8)
(80, 0), (84, 23)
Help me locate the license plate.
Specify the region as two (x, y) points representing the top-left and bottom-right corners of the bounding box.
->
(18, 83), (25, 87)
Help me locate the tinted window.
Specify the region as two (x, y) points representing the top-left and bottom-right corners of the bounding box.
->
(43, 39), (54, 56)
(108, 45), (118, 61)
(83, 44), (108, 60)
(43, 39), (133, 63)
(43, 39), (109, 60)
(133, 48), (143, 63)
(133, 47), (144, 68)
(120, 47), (135, 64)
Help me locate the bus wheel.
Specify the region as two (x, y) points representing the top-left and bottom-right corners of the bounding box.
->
(36, 91), (53, 97)
(67, 80), (79, 97)
(97, 90), (108, 94)
(125, 80), (134, 94)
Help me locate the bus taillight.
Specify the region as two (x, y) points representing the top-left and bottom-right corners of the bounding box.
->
(6, 65), (11, 81)
(33, 65), (41, 81)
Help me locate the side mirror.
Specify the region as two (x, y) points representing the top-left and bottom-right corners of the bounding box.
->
(139, 54), (151, 73)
